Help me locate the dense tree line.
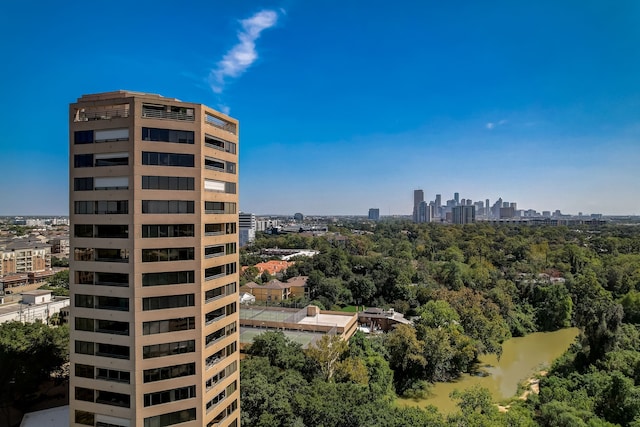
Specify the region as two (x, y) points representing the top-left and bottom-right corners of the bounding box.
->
(241, 221), (640, 425)
(0, 322), (69, 426)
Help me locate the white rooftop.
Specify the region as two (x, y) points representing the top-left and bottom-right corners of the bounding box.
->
(20, 405), (68, 427)
(298, 313), (353, 328)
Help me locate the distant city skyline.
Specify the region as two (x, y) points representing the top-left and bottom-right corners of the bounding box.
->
(1, 1), (640, 216)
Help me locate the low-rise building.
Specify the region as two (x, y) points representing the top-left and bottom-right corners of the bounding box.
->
(357, 307), (412, 332)
(0, 290), (70, 324)
(239, 305), (358, 348)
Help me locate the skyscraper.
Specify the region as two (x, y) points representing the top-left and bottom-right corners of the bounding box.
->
(454, 192), (460, 206)
(417, 201), (432, 223)
(452, 205), (476, 224)
(368, 208), (380, 221)
(69, 91), (240, 427)
(413, 189), (424, 222)
(239, 212), (256, 247)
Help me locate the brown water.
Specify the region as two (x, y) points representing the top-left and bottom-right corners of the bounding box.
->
(397, 327), (579, 414)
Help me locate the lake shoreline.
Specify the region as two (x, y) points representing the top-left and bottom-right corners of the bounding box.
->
(396, 328), (579, 414)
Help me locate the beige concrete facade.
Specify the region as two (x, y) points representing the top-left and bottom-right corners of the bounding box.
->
(69, 91), (239, 427)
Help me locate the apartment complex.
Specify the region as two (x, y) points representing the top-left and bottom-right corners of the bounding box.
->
(69, 91), (239, 427)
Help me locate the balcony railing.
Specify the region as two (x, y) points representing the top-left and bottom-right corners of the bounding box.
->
(75, 108), (130, 122)
(205, 113), (237, 135)
(142, 107), (195, 121)
(205, 313), (225, 326)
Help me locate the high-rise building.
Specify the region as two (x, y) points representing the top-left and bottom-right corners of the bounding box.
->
(239, 212), (256, 247)
(417, 201), (432, 223)
(368, 208), (380, 221)
(413, 189), (424, 222)
(454, 192), (460, 205)
(69, 91), (240, 427)
(452, 205), (476, 224)
(434, 194), (442, 218)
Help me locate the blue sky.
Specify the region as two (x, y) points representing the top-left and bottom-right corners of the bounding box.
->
(1, 0), (639, 216)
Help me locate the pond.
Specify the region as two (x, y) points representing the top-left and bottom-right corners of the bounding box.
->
(397, 327), (579, 414)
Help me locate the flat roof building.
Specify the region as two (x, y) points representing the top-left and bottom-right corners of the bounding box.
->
(69, 91), (240, 427)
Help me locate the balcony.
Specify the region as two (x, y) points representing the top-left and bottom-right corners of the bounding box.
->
(142, 105), (195, 121)
(75, 107), (129, 122)
(205, 313), (225, 326)
(205, 113), (237, 135)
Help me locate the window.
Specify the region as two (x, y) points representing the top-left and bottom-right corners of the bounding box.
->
(96, 296), (129, 311)
(143, 340), (195, 359)
(74, 177), (94, 191)
(95, 152), (129, 166)
(204, 222), (237, 235)
(143, 317), (196, 335)
(204, 245), (224, 258)
(94, 176), (128, 190)
(205, 361), (237, 391)
(75, 410), (95, 426)
(144, 385), (196, 407)
(75, 317), (94, 332)
(95, 200), (128, 214)
(142, 176), (194, 190)
(204, 263), (236, 281)
(226, 162), (236, 174)
(96, 368), (130, 384)
(142, 294), (195, 311)
(144, 362), (196, 383)
(142, 224), (194, 238)
(205, 282), (236, 303)
(75, 340), (94, 355)
(94, 224), (128, 238)
(205, 381), (236, 411)
(209, 399), (238, 427)
(205, 303), (236, 325)
(204, 179), (236, 194)
(203, 157), (236, 175)
(95, 343), (130, 360)
(226, 242), (237, 255)
(75, 387), (94, 402)
(204, 157), (224, 171)
(142, 127), (195, 144)
(143, 408), (197, 427)
(74, 154), (93, 168)
(142, 200), (194, 214)
(95, 248), (129, 263)
(74, 248), (93, 261)
(95, 128), (129, 142)
(95, 390), (130, 408)
(74, 224), (93, 238)
(75, 271), (94, 285)
(142, 247), (194, 263)
(205, 322), (236, 347)
(95, 272), (129, 287)
(142, 271), (194, 286)
(142, 151), (194, 167)
(75, 294), (93, 308)
(96, 319), (129, 336)
(204, 134), (236, 153)
(204, 202), (236, 214)
(74, 130), (94, 144)
(75, 364), (94, 379)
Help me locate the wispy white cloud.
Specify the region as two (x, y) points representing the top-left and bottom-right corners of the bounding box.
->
(486, 119), (507, 130)
(209, 10), (280, 94)
(218, 104), (231, 115)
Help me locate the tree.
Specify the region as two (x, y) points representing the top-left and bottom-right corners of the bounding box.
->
(0, 322), (68, 426)
(383, 324), (427, 393)
(306, 334), (348, 381)
(246, 331), (306, 371)
(47, 270), (69, 289)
